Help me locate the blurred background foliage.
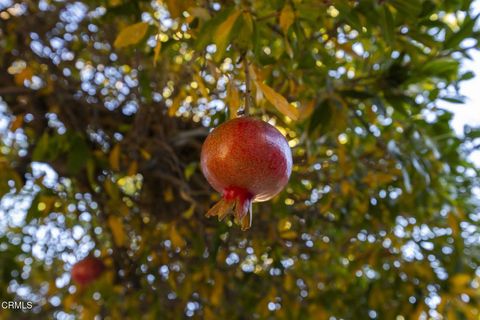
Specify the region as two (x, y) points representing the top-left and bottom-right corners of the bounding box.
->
(0, 0), (480, 319)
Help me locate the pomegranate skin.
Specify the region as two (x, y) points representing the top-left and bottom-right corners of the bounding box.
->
(71, 257), (104, 286)
(201, 117), (292, 202)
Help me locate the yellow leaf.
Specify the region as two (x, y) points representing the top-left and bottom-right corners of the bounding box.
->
(80, 300), (100, 320)
(170, 225), (186, 249)
(284, 273), (294, 290)
(280, 230), (298, 240)
(153, 40), (162, 66)
(279, 5), (295, 34)
(210, 273), (224, 306)
(63, 294), (76, 310)
(299, 100), (315, 120)
(140, 148), (151, 160)
(277, 218), (292, 232)
(184, 162), (197, 181)
(189, 7), (211, 20)
(109, 144), (121, 171)
(108, 0), (122, 7)
(10, 114), (24, 132)
(108, 216), (127, 247)
(341, 180), (351, 195)
(194, 74), (209, 97)
(256, 81), (299, 120)
(163, 186), (174, 202)
(450, 274), (471, 288)
(182, 204), (196, 219)
(284, 36), (294, 58)
(204, 307), (216, 320)
(448, 213), (460, 237)
(227, 80), (240, 119)
(165, 0), (191, 18)
(446, 308), (456, 320)
(411, 303), (425, 320)
(213, 10), (242, 61)
(168, 95), (182, 117)
(114, 22), (149, 48)
(127, 160), (138, 176)
(14, 67), (33, 85)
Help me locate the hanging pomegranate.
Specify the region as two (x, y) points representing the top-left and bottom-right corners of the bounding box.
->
(201, 117), (292, 230)
(71, 256), (105, 286)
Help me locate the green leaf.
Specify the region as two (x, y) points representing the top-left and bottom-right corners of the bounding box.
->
(380, 5), (395, 46)
(32, 133), (51, 161)
(460, 71), (475, 81)
(67, 135), (89, 175)
(236, 12), (254, 50)
(390, 0), (421, 18)
(441, 96), (466, 104)
(184, 162), (197, 181)
(336, 1), (363, 32)
(340, 89), (375, 100)
(308, 99), (332, 136)
(26, 193), (41, 223)
(443, 14), (477, 49)
(194, 8), (233, 51)
(420, 58), (459, 78)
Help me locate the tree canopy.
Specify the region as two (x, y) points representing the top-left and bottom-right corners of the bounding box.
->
(1, 0), (480, 319)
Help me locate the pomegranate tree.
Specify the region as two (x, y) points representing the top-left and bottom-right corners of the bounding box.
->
(71, 256), (105, 286)
(201, 117), (292, 230)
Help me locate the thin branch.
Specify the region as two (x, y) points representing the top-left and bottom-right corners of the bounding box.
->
(0, 86), (31, 95)
(244, 55), (251, 116)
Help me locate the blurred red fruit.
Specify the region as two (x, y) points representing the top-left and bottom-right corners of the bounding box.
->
(71, 256), (105, 286)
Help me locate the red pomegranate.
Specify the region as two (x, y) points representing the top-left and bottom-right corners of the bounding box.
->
(71, 256), (105, 286)
(201, 117), (292, 230)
